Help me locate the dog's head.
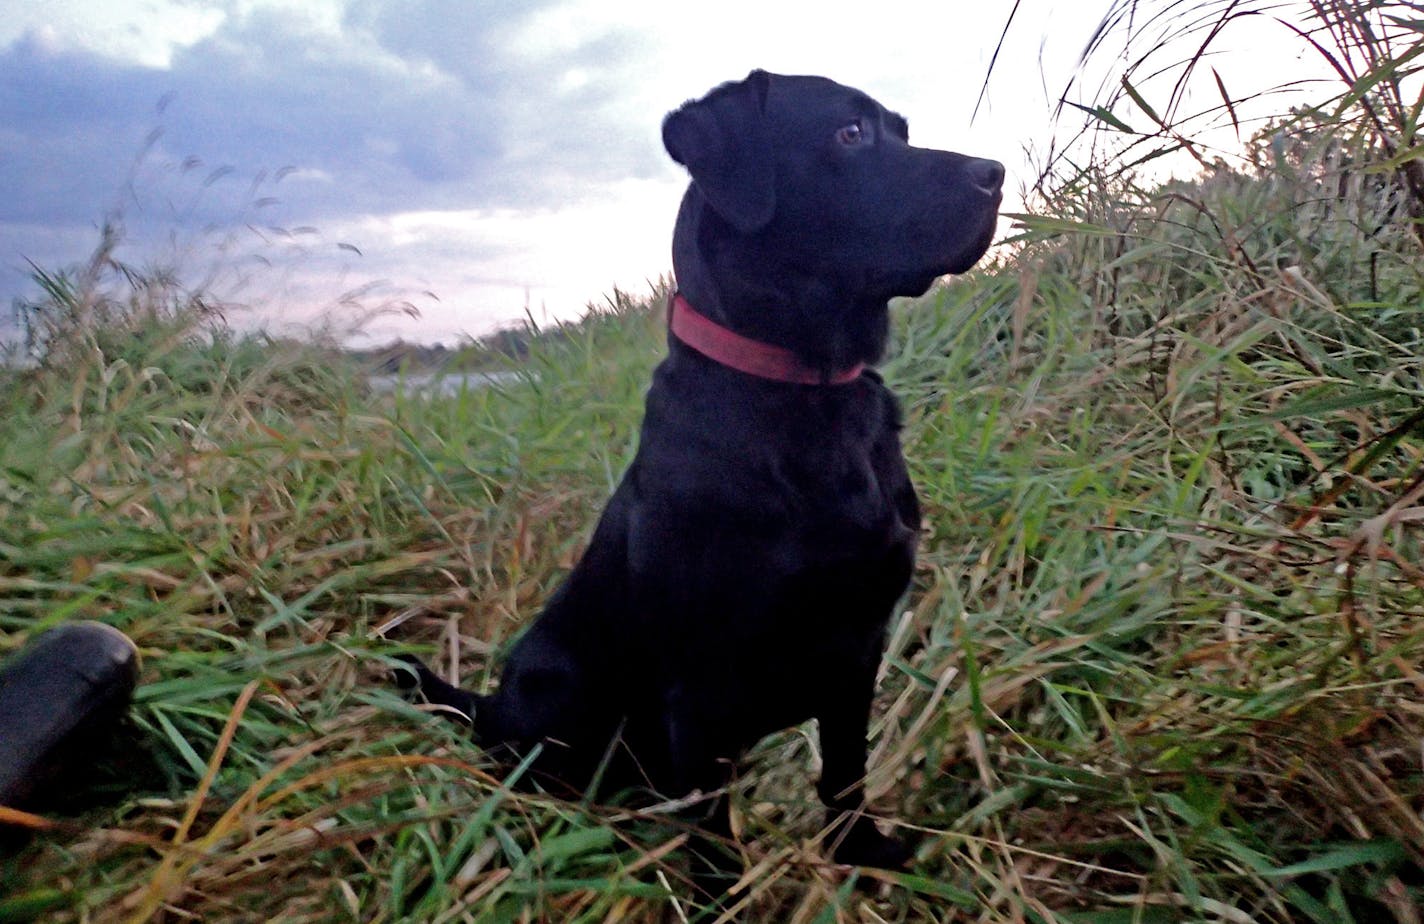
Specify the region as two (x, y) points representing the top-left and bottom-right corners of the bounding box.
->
(663, 71), (1002, 366)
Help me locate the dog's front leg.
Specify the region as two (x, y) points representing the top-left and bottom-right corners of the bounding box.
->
(658, 684), (742, 899)
(817, 666), (912, 870)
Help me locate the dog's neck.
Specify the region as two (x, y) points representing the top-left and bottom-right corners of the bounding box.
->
(668, 293), (865, 385)
(670, 189), (893, 373)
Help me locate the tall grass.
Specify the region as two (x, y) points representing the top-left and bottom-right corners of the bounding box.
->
(2, 2), (1422, 921)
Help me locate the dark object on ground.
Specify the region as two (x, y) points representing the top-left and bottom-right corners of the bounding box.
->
(0, 621), (140, 809)
(399, 70), (1003, 874)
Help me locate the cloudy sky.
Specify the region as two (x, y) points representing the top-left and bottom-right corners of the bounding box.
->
(1, 0), (1327, 345)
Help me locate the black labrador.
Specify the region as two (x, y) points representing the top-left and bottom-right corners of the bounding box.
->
(399, 69), (1003, 871)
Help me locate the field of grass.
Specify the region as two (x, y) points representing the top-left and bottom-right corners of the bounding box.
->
(3, 3), (1423, 922)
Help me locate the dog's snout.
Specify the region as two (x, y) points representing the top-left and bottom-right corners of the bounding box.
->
(967, 158), (1005, 194)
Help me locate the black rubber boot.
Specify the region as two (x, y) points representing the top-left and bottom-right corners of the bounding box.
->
(0, 621), (140, 809)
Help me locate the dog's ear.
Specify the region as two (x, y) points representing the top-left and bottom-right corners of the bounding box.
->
(662, 70), (775, 234)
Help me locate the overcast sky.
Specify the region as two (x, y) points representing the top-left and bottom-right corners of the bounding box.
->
(1, 0), (1329, 345)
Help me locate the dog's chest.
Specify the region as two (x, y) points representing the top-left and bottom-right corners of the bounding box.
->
(768, 437), (905, 559)
(769, 388), (913, 539)
(641, 376), (917, 606)
(776, 440), (918, 617)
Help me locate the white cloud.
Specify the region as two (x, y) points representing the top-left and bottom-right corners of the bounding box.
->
(0, 0), (226, 68)
(314, 174), (680, 336)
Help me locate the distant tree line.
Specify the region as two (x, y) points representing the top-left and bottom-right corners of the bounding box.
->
(345, 324), (536, 374)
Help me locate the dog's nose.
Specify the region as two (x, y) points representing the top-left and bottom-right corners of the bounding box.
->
(967, 158), (1005, 193)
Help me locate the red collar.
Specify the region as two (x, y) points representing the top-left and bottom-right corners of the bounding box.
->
(667, 293), (865, 386)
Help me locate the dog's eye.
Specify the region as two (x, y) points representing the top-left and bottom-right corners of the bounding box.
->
(836, 121), (864, 146)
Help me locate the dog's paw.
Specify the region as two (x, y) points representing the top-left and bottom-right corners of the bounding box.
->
(830, 817), (913, 870)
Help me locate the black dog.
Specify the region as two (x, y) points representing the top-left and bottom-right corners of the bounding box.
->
(400, 70), (1003, 871)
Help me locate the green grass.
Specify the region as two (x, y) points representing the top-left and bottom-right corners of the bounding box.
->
(3, 4), (1423, 921)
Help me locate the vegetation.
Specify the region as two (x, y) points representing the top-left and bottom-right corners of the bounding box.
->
(2, 1), (1421, 921)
